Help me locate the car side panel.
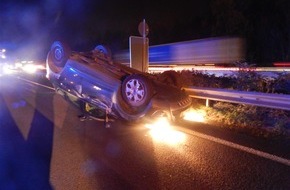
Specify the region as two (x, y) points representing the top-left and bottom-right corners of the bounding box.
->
(57, 60), (121, 110)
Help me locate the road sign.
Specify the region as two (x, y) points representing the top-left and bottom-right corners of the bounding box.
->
(129, 36), (149, 72)
(138, 19), (149, 37)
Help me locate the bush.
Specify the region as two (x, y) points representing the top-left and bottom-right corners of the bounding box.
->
(176, 63), (290, 139)
(202, 102), (290, 138)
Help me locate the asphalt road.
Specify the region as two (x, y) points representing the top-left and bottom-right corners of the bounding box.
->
(0, 74), (289, 190)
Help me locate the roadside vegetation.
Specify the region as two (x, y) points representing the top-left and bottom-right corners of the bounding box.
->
(165, 64), (290, 139)
(200, 101), (290, 139)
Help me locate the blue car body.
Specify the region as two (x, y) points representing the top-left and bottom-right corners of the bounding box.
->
(46, 41), (192, 122)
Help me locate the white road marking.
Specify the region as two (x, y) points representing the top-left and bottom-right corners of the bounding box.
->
(13, 77), (290, 166)
(180, 127), (290, 167)
(17, 77), (55, 91)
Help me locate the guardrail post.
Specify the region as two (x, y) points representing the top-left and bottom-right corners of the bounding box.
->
(206, 99), (210, 107)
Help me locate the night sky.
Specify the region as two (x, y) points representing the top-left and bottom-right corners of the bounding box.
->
(1, 0), (290, 65)
(0, 0), (210, 59)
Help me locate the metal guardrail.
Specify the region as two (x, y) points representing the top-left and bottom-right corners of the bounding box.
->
(183, 86), (290, 111)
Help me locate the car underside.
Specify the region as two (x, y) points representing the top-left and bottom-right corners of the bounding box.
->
(46, 41), (192, 125)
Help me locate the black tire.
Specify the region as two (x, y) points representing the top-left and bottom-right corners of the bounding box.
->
(50, 41), (71, 68)
(114, 74), (153, 121)
(94, 45), (112, 58)
(46, 41), (71, 74)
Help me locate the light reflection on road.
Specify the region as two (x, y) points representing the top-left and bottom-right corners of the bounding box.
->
(145, 117), (186, 145)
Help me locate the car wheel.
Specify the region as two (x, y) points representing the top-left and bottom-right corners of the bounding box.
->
(94, 45), (112, 58)
(122, 74), (153, 107)
(114, 74), (153, 121)
(47, 41), (71, 74)
(50, 41), (71, 68)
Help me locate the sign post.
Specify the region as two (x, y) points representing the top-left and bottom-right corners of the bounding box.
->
(129, 19), (149, 72)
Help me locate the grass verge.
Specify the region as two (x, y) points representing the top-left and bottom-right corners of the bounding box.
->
(191, 99), (290, 140)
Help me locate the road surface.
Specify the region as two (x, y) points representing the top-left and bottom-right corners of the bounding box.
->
(0, 74), (289, 190)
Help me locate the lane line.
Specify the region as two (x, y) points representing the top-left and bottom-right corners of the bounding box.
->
(13, 77), (290, 166)
(17, 77), (55, 91)
(180, 127), (290, 167)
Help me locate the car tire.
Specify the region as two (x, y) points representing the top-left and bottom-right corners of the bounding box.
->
(50, 41), (71, 67)
(46, 41), (71, 74)
(51, 41), (71, 67)
(114, 74), (153, 121)
(122, 74), (153, 107)
(94, 45), (112, 58)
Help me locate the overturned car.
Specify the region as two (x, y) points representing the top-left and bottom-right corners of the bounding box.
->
(46, 41), (192, 124)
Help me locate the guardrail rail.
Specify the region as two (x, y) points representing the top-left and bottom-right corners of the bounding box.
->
(183, 86), (290, 111)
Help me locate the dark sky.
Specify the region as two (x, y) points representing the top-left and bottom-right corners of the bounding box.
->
(2, 0), (290, 65)
(0, 0), (210, 60)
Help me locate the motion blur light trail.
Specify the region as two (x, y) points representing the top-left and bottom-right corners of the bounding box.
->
(182, 108), (206, 122)
(145, 117), (186, 145)
(3, 65), (14, 75)
(22, 63), (45, 74)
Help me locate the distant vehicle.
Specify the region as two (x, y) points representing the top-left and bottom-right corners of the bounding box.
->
(113, 37), (245, 67)
(46, 41), (192, 125)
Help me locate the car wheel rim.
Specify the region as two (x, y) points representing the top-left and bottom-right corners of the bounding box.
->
(54, 47), (63, 61)
(125, 79), (145, 104)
